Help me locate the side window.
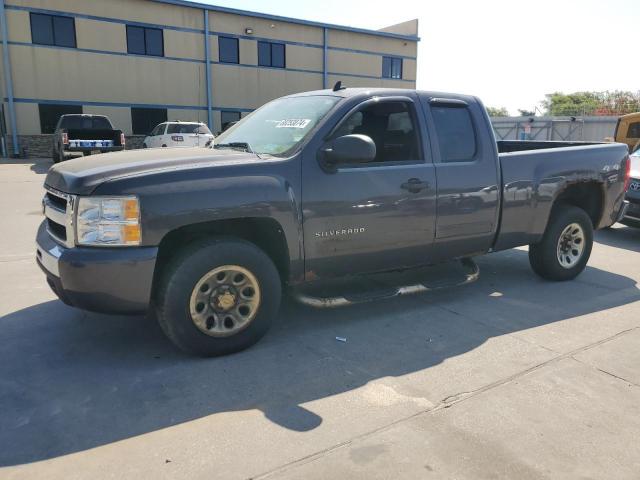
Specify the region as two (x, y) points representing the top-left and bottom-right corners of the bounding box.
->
(627, 122), (640, 139)
(257, 41), (286, 68)
(218, 36), (239, 64)
(126, 25), (164, 57)
(382, 56), (402, 79)
(431, 105), (476, 162)
(30, 13), (76, 48)
(334, 101), (421, 163)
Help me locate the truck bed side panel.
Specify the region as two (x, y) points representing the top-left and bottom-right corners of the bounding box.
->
(494, 143), (628, 251)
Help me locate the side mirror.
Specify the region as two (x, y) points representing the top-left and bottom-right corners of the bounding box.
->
(321, 134), (376, 170)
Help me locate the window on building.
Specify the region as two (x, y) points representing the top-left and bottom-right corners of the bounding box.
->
(333, 101), (421, 163)
(131, 107), (168, 135)
(257, 41), (285, 68)
(218, 36), (239, 64)
(430, 105), (477, 162)
(30, 13), (76, 48)
(126, 25), (164, 56)
(627, 122), (640, 139)
(221, 111), (241, 131)
(382, 56), (403, 79)
(38, 104), (82, 134)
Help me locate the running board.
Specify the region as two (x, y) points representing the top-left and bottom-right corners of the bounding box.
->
(291, 258), (479, 308)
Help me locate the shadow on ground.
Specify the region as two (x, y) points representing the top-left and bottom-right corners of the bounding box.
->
(595, 225), (640, 253)
(1, 249), (638, 466)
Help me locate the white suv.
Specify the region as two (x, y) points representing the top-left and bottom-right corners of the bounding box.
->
(143, 122), (214, 148)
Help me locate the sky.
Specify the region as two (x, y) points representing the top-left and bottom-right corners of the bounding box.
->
(199, 0), (640, 115)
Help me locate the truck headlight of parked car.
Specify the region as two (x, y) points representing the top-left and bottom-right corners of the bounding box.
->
(76, 197), (142, 246)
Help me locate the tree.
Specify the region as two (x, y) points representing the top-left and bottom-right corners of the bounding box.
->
(486, 106), (509, 117)
(517, 109), (535, 117)
(542, 91), (640, 116)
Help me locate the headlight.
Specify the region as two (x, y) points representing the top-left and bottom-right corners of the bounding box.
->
(76, 196), (141, 246)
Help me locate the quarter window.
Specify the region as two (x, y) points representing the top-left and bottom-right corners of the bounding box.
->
(127, 25), (164, 56)
(218, 36), (239, 64)
(131, 108), (168, 135)
(258, 41), (286, 68)
(30, 13), (76, 48)
(334, 101), (421, 163)
(431, 105), (477, 162)
(382, 56), (402, 79)
(38, 104), (82, 134)
(627, 122), (640, 139)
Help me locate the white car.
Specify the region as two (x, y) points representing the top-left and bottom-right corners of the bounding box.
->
(143, 122), (214, 148)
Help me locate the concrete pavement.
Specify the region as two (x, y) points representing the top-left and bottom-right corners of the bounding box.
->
(1, 158), (639, 479)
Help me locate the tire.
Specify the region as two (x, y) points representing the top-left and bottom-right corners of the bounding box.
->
(155, 238), (281, 356)
(52, 149), (60, 163)
(529, 205), (593, 281)
(142, 143), (148, 149)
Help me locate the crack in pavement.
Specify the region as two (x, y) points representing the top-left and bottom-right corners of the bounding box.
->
(249, 325), (640, 480)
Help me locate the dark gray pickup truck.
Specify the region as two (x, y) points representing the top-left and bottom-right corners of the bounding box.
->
(36, 87), (631, 356)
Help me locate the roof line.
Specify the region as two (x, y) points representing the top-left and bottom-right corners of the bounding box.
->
(150, 0), (420, 42)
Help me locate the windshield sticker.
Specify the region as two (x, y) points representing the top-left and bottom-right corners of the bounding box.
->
(275, 119), (311, 129)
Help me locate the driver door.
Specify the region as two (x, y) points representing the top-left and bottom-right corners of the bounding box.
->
(301, 96), (437, 280)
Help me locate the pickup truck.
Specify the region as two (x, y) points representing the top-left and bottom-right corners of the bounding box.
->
(52, 114), (126, 163)
(36, 87), (631, 356)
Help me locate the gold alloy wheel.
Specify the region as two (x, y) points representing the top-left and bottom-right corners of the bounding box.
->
(189, 265), (261, 337)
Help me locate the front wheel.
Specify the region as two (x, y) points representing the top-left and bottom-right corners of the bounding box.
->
(155, 238), (281, 356)
(529, 205), (593, 281)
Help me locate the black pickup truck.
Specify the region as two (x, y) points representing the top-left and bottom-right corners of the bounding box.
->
(36, 88), (630, 356)
(52, 114), (126, 163)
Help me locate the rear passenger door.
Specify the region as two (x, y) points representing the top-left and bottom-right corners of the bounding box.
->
(420, 96), (500, 260)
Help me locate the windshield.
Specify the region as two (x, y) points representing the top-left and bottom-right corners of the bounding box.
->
(214, 95), (340, 156)
(60, 116), (112, 130)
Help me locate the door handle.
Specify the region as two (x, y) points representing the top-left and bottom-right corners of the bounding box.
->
(401, 178), (430, 193)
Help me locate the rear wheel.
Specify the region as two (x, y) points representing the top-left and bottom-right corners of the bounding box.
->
(529, 205), (593, 281)
(155, 238), (281, 356)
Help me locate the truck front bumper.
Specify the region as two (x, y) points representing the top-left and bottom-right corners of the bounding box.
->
(36, 221), (158, 314)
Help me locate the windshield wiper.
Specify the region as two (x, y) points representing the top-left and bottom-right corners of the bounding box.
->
(213, 142), (261, 158)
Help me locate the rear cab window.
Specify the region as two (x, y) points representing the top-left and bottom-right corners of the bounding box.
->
(59, 115), (112, 130)
(167, 123), (210, 135)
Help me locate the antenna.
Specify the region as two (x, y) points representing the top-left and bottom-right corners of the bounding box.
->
(333, 81), (346, 91)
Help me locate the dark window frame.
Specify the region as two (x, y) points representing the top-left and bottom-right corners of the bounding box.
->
(30, 12), (77, 48)
(382, 56), (403, 80)
(126, 25), (164, 57)
(257, 41), (286, 68)
(627, 122), (640, 139)
(218, 36), (239, 64)
(131, 107), (168, 135)
(38, 104), (83, 134)
(430, 104), (478, 164)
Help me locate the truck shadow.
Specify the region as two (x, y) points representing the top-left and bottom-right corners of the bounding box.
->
(595, 225), (640, 253)
(1, 249), (638, 466)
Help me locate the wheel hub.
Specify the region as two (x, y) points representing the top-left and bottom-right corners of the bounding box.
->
(189, 265), (261, 337)
(556, 223), (585, 269)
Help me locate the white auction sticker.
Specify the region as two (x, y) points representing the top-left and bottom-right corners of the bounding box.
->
(275, 119), (311, 129)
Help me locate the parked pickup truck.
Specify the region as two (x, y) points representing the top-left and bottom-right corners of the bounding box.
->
(36, 87), (631, 356)
(52, 114), (126, 163)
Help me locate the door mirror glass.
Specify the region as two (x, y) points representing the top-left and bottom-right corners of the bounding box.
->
(324, 134), (376, 166)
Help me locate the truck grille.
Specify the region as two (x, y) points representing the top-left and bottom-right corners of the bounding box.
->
(43, 187), (76, 248)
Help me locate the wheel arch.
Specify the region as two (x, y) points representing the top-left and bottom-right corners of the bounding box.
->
(550, 181), (605, 228)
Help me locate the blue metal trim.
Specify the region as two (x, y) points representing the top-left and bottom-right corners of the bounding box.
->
(7, 97), (255, 112)
(322, 27), (328, 89)
(5, 4), (204, 34)
(149, 0), (420, 42)
(8, 4), (419, 60)
(330, 46), (416, 60)
(8, 40), (204, 63)
(203, 10), (212, 130)
(0, 0), (18, 156)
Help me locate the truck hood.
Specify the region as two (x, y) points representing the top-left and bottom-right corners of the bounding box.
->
(45, 147), (272, 194)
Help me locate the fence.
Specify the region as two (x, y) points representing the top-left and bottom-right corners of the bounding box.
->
(491, 116), (618, 142)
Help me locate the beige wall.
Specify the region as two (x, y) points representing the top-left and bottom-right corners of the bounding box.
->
(0, 0), (418, 138)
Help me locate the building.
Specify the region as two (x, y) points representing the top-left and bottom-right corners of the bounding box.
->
(0, 0), (419, 157)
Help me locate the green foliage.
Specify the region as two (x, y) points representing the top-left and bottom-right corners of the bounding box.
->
(517, 109), (536, 117)
(486, 106), (509, 117)
(542, 91), (640, 116)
